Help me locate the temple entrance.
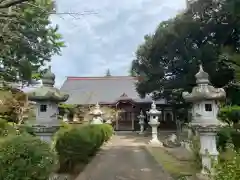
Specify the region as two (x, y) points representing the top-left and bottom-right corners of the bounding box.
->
(116, 111), (134, 131)
(114, 95), (136, 131)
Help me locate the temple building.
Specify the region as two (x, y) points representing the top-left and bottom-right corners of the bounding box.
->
(60, 76), (176, 131)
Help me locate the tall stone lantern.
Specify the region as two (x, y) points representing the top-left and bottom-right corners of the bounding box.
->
(89, 102), (103, 124)
(147, 101), (162, 146)
(182, 65), (226, 175)
(27, 66), (69, 142)
(138, 110), (145, 135)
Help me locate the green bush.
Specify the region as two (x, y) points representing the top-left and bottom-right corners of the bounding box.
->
(218, 106), (240, 125)
(217, 127), (240, 151)
(17, 125), (35, 136)
(101, 124), (114, 141)
(55, 124), (113, 173)
(212, 149), (240, 180)
(217, 127), (232, 151)
(231, 131), (240, 150)
(0, 134), (56, 180)
(0, 119), (17, 137)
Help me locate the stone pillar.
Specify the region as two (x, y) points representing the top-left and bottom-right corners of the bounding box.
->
(198, 127), (219, 175)
(138, 110), (145, 134)
(147, 101), (162, 146)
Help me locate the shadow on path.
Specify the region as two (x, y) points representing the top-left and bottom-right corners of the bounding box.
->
(76, 135), (173, 180)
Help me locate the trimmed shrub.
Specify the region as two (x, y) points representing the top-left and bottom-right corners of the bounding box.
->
(87, 125), (105, 152)
(0, 134), (56, 180)
(0, 119), (17, 137)
(96, 124), (114, 142)
(55, 126), (96, 172)
(18, 125), (35, 136)
(101, 124), (114, 141)
(55, 124), (113, 173)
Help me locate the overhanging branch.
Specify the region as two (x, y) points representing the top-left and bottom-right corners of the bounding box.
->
(0, 0), (32, 9)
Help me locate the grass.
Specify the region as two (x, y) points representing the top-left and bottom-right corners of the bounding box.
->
(146, 146), (199, 179)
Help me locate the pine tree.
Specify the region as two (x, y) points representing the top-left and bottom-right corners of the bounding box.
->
(105, 69), (111, 76)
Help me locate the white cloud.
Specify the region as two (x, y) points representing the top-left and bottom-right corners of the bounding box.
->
(51, 0), (186, 87)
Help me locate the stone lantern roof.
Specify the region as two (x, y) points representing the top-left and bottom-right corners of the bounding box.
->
(147, 101), (161, 115)
(182, 65), (226, 102)
(27, 66), (69, 102)
(89, 102), (103, 116)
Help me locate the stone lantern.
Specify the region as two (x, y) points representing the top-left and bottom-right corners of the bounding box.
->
(138, 110), (145, 134)
(27, 66), (69, 142)
(147, 101), (162, 146)
(89, 102), (103, 124)
(182, 65), (226, 175)
(105, 115), (114, 125)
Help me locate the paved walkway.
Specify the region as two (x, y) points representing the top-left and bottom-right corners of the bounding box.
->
(76, 134), (173, 180)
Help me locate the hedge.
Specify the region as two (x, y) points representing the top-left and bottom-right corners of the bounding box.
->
(0, 134), (56, 180)
(55, 124), (113, 173)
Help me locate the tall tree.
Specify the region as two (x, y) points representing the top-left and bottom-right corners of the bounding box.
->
(0, 0), (64, 86)
(105, 69), (111, 76)
(132, 0), (240, 104)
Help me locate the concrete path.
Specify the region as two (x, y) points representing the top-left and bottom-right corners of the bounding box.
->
(76, 134), (173, 180)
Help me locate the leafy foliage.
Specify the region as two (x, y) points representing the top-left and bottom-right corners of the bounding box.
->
(212, 150), (240, 180)
(0, 0), (64, 84)
(217, 127), (232, 151)
(217, 127), (240, 152)
(0, 119), (17, 137)
(0, 134), (56, 180)
(55, 124), (113, 173)
(218, 106), (240, 126)
(0, 88), (29, 124)
(131, 0), (240, 104)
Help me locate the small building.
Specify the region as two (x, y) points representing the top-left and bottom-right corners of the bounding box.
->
(60, 76), (177, 131)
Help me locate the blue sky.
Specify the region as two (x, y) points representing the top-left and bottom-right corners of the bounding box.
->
(50, 0), (186, 87)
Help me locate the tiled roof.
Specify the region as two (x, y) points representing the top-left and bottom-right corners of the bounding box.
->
(60, 76), (166, 105)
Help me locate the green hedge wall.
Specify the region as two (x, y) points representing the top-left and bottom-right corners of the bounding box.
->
(55, 124), (113, 173)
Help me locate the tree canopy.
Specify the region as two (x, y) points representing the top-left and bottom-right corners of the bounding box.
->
(0, 0), (64, 86)
(131, 0), (240, 105)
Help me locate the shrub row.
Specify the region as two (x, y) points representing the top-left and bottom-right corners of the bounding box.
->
(0, 134), (56, 180)
(0, 122), (113, 180)
(0, 119), (35, 137)
(55, 124), (113, 173)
